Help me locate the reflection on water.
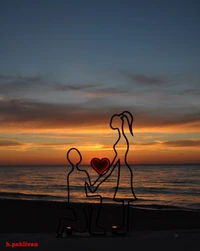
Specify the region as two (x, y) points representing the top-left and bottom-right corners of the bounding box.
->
(0, 164), (199, 210)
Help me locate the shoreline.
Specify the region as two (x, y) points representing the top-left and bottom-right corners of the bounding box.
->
(1, 195), (199, 212)
(0, 198), (200, 233)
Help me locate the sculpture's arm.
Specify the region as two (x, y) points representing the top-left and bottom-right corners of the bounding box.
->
(89, 156), (120, 193)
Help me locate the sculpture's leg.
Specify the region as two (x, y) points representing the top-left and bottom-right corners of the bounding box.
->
(118, 201), (130, 234)
(56, 216), (73, 236)
(56, 208), (88, 236)
(88, 196), (106, 236)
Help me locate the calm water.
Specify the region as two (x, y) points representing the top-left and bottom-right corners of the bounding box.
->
(0, 164), (199, 211)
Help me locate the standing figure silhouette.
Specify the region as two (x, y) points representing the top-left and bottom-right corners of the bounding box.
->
(88, 111), (137, 234)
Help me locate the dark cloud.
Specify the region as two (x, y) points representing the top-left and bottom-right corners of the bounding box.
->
(0, 97), (200, 130)
(162, 140), (200, 147)
(0, 97), (112, 129)
(173, 88), (200, 96)
(53, 83), (95, 91)
(0, 74), (45, 93)
(134, 142), (157, 146)
(0, 74), (125, 96)
(131, 140), (200, 147)
(0, 141), (23, 146)
(119, 70), (167, 86)
(0, 74), (94, 94)
(1, 72), (198, 100)
(41, 142), (74, 146)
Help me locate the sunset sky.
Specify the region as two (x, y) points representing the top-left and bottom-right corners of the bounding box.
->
(0, 0), (200, 165)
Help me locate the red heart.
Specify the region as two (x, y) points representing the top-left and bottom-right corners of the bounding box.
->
(91, 158), (110, 175)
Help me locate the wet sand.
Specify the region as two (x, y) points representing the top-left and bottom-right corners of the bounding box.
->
(0, 199), (200, 250)
(0, 198), (200, 233)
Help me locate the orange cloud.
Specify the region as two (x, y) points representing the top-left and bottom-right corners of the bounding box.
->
(0, 97), (200, 133)
(1, 95), (200, 165)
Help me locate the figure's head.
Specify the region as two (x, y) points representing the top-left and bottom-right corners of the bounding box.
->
(110, 114), (122, 130)
(67, 148), (82, 166)
(110, 111), (134, 136)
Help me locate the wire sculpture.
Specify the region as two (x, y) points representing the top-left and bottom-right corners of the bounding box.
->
(56, 111), (137, 237)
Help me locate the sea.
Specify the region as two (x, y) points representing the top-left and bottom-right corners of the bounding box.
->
(0, 164), (199, 211)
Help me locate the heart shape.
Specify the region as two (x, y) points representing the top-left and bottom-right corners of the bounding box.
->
(91, 158), (110, 175)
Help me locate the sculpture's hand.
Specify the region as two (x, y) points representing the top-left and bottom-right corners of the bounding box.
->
(92, 160), (119, 189)
(85, 181), (95, 193)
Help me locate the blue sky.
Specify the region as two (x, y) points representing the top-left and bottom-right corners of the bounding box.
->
(1, 0), (200, 77)
(0, 0), (200, 164)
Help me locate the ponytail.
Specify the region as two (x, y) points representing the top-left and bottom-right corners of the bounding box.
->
(120, 111), (134, 136)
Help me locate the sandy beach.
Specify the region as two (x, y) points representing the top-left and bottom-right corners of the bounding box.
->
(0, 199), (200, 250)
(0, 198), (200, 233)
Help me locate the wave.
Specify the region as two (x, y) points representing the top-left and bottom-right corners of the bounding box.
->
(168, 179), (200, 186)
(1, 191), (199, 211)
(130, 203), (193, 211)
(0, 191), (66, 201)
(137, 187), (200, 196)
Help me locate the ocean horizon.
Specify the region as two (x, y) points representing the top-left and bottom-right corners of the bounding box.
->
(0, 164), (199, 211)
